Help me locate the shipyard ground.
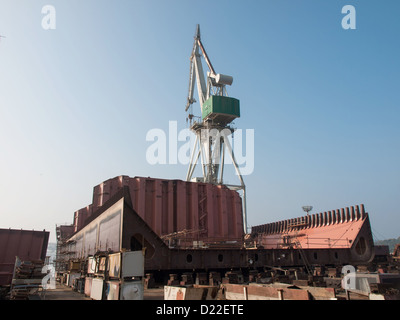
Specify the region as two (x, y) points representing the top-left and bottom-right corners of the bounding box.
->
(41, 283), (164, 300)
(35, 283), (368, 301)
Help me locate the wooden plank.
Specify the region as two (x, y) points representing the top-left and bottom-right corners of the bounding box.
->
(223, 283), (310, 300)
(299, 286), (336, 300)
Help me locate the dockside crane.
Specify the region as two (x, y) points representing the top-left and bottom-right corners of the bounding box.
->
(185, 24), (248, 233)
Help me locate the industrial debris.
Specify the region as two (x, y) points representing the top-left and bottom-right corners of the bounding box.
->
(9, 258), (46, 300)
(0, 228), (49, 300)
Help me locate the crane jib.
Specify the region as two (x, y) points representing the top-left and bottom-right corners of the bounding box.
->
(197, 39), (216, 76)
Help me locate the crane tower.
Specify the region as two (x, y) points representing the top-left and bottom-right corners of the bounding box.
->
(185, 24), (248, 233)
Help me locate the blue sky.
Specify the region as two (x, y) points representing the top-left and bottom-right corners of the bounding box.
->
(0, 0), (399, 243)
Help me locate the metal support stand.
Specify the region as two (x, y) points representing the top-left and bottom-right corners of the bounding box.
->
(186, 124), (248, 234)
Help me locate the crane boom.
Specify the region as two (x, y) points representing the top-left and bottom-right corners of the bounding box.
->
(193, 44), (207, 109)
(197, 39), (216, 76)
(185, 24), (234, 115)
(186, 25), (208, 112)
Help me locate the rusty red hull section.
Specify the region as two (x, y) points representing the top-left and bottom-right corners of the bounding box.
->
(251, 204), (374, 264)
(74, 176), (244, 243)
(0, 229), (49, 286)
(60, 183), (375, 276)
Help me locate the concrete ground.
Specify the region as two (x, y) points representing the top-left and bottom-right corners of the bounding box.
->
(143, 288), (164, 300)
(41, 284), (91, 300)
(40, 283), (164, 300)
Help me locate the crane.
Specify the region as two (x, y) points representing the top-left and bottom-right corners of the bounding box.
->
(185, 24), (248, 234)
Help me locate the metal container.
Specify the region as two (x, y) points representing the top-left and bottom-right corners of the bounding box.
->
(106, 281), (120, 300)
(84, 277), (93, 297)
(164, 285), (219, 300)
(77, 278), (85, 294)
(120, 281), (143, 300)
(87, 257), (96, 274)
(121, 251), (144, 278)
(67, 273), (80, 287)
(90, 278), (104, 300)
(108, 253), (121, 278)
(107, 251), (144, 279)
(69, 261), (80, 271)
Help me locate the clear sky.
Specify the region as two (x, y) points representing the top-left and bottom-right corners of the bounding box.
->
(0, 0), (399, 243)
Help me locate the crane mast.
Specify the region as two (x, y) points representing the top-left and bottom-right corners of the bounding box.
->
(185, 24), (248, 234)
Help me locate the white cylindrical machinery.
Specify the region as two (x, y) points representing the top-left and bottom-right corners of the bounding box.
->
(215, 74), (233, 86)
